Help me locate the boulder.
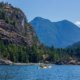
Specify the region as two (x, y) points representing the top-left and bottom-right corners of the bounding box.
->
(0, 59), (13, 65)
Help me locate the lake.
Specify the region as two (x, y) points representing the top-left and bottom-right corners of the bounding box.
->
(0, 65), (80, 80)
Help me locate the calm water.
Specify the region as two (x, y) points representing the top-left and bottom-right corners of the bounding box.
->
(0, 65), (80, 80)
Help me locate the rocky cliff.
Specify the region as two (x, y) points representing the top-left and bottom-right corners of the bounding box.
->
(0, 2), (39, 46)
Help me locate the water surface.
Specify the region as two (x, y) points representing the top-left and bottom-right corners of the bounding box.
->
(0, 65), (80, 80)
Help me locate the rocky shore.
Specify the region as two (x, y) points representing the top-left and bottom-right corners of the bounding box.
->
(0, 59), (80, 65)
(0, 59), (13, 65)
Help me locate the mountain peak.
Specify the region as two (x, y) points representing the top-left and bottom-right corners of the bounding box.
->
(33, 17), (44, 20)
(30, 17), (80, 48)
(57, 19), (73, 24)
(32, 17), (52, 23)
(62, 19), (69, 22)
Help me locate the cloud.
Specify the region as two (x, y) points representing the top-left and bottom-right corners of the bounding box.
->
(75, 20), (80, 27)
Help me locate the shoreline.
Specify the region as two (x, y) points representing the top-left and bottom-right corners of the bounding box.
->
(0, 63), (80, 66)
(1, 62), (80, 66)
(8, 62), (80, 66)
(0, 62), (39, 66)
(0, 59), (80, 65)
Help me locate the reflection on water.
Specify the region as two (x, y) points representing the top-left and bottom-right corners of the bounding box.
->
(0, 65), (80, 80)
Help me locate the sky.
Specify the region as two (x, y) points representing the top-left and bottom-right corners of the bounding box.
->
(0, 0), (80, 25)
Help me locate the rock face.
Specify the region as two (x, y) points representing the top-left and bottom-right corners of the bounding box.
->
(0, 59), (13, 65)
(30, 17), (80, 48)
(0, 2), (39, 46)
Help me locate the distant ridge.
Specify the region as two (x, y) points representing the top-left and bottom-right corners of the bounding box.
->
(30, 17), (80, 48)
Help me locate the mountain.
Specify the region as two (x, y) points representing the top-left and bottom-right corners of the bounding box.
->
(0, 2), (42, 63)
(0, 2), (39, 46)
(0, 2), (80, 64)
(30, 17), (80, 48)
(68, 41), (80, 48)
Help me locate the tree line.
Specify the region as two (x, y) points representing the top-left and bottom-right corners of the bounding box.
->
(0, 40), (80, 64)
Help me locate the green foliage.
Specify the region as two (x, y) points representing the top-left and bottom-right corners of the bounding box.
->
(0, 40), (80, 63)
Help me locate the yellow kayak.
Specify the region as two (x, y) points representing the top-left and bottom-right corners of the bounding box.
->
(39, 64), (52, 69)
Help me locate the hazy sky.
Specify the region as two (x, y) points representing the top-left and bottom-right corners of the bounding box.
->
(0, 0), (80, 24)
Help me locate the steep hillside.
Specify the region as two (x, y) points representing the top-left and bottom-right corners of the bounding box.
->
(0, 2), (42, 63)
(0, 2), (39, 46)
(30, 17), (80, 48)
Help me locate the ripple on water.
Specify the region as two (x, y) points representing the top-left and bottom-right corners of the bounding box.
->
(0, 65), (80, 80)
